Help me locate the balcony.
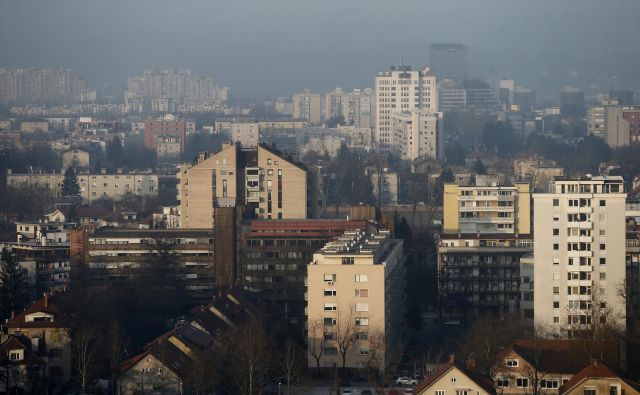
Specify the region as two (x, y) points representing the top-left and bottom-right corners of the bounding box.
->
(459, 217), (514, 224)
(459, 206), (514, 212)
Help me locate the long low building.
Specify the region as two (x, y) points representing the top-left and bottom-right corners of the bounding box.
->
(6, 169), (158, 202)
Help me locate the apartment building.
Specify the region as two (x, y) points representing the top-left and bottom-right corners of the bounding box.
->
(240, 219), (372, 325)
(62, 149), (90, 170)
(375, 66), (438, 151)
(144, 115), (186, 153)
(20, 121), (49, 133)
(587, 100), (640, 147)
(324, 88), (374, 128)
(177, 143), (310, 228)
(533, 176), (626, 337)
(438, 79), (499, 113)
(443, 182), (531, 235)
(6, 169), (158, 202)
(307, 229), (405, 370)
(126, 69), (228, 104)
(429, 44), (469, 81)
(370, 170), (399, 206)
(0, 68), (92, 104)
(390, 110), (444, 161)
(293, 90), (322, 124)
(438, 234), (533, 320)
(230, 121), (259, 148)
(214, 118), (309, 133)
(71, 228), (215, 304)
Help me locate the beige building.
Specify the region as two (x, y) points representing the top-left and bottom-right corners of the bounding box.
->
(6, 169), (158, 202)
(293, 89), (322, 124)
(588, 100), (640, 148)
(324, 87), (374, 128)
(443, 182), (531, 235)
(230, 121), (259, 148)
(62, 149), (90, 170)
(390, 110), (444, 161)
(306, 229), (405, 371)
(177, 143), (309, 228)
(214, 118), (308, 132)
(20, 121), (49, 133)
(560, 361), (640, 395)
(414, 355), (494, 395)
(375, 65), (438, 151)
(513, 156), (564, 192)
(533, 176), (626, 337)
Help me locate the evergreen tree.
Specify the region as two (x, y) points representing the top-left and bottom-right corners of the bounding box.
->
(0, 248), (25, 320)
(62, 166), (81, 198)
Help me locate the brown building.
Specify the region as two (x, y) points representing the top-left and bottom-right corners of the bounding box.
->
(144, 117), (186, 153)
(240, 219), (372, 325)
(0, 335), (46, 393)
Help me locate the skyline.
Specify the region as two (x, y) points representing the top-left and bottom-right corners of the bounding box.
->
(2, 0), (640, 98)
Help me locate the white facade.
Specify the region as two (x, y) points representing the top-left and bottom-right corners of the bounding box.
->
(390, 110), (443, 161)
(533, 176), (626, 337)
(231, 121), (259, 148)
(293, 90), (322, 124)
(375, 66), (437, 152)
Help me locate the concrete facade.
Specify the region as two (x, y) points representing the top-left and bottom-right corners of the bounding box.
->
(390, 110), (444, 161)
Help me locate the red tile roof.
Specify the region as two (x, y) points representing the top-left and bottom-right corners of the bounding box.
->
(415, 357), (494, 395)
(559, 361), (630, 394)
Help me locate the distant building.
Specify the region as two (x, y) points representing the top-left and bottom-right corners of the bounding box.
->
(375, 66), (438, 152)
(588, 100), (640, 147)
(306, 229), (405, 370)
(292, 89), (322, 124)
(513, 87), (536, 111)
(126, 69), (228, 104)
(6, 169), (158, 202)
(62, 149), (90, 170)
(533, 176), (626, 337)
(144, 115), (186, 154)
(214, 118), (308, 133)
(324, 87), (374, 128)
(438, 79), (499, 113)
(20, 121), (48, 133)
(390, 110), (444, 161)
(0, 68), (93, 104)
(430, 44), (469, 80)
(560, 87), (586, 117)
(230, 121), (259, 148)
(371, 170), (399, 206)
(609, 90), (634, 105)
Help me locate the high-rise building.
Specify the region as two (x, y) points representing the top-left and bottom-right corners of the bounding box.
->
(430, 44), (469, 80)
(390, 110), (444, 161)
(324, 88), (346, 120)
(230, 121), (259, 148)
(513, 87), (536, 111)
(177, 143), (310, 228)
(292, 90), (322, 124)
(306, 229), (405, 370)
(375, 66), (438, 152)
(560, 87), (586, 117)
(533, 176), (626, 337)
(143, 115), (187, 154)
(0, 68), (92, 104)
(324, 88), (374, 128)
(588, 100), (640, 147)
(443, 182), (531, 235)
(126, 69), (228, 103)
(438, 79), (498, 113)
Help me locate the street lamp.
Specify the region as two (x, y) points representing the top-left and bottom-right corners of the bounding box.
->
(278, 381), (282, 395)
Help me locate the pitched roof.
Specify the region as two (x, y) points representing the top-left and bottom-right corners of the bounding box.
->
(0, 335), (44, 366)
(559, 361), (635, 394)
(415, 357), (494, 395)
(3, 293), (68, 329)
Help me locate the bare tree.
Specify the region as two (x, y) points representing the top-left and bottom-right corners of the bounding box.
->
(491, 337), (552, 395)
(106, 319), (129, 395)
(306, 318), (328, 377)
(281, 339), (305, 394)
(335, 307), (358, 372)
(73, 322), (100, 394)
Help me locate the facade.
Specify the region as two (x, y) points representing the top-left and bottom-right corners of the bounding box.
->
(438, 79), (499, 113)
(438, 234), (533, 320)
(126, 69), (228, 104)
(371, 171), (399, 206)
(144, 115), (187, 153)
(429, 44), (469, 81)
(588, 101), (640, 147)
(72, 228), (216, 304)
(533, 176), (626, 337)
(375, 66), (438, 151)
(513, 156), (564, 192)
(177, 143), (309, 228)
(214, 118), (309, 133)
(560, 88), (586, 117)
(390, 110), (444, 161)
(559, 361), (640, 395)
(293, 90), (322, 124)
(443, 182), (531, 235)
(324, 87), (374, 128)
(2, 294), (72, 386)
(306, 229), (405, 370)
(230, 121), (259, 148)
(20, 121), (49, 133)
(240, 219), (371, 325)
(414, 355), (494, 395)
(0, 68), (92, 104)
(62, 149), (90, 170)
(0, 335), (46, 393)
(6, 169), (158, 202)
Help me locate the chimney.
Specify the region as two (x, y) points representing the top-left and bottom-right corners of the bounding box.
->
(449, 354), (456, 363)
(11, 310), (14, 319)
(592, 358), (600, 367)
(44, 293), (48, 308)
(465, 359), (477, 371)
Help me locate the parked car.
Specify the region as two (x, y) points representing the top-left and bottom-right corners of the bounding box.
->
(396, 377), (418, 386)
(341, 388), (354, 394)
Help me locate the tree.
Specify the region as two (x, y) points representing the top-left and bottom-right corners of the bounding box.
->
(473, 159), (487, 175)
(0, 248), (25, 320)
(73, 322), (100, 394)
(335, 307), (358, 372)
(306, 319), (328, 377)
(280, 339), (305, 394)
(62, 166), (81, 198)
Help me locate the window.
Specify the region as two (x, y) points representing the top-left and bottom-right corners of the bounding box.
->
(516, 378), (529, 388)
(359, 348), (369, 356)
(324, 289), (337, 296)
(553, 228), (559, 236)
(553, 199), (559, 206)
(355, 274), (368, 282)
(9, 352), (20, 361)
(356, 303), (369, 312)
(324, 274), (336, 283)
(355, 289), (369, 297)
(505, 359), (519, 367)
(584, 388), (596, 395)
(553, 287), (560, 294)
(455, 390), (468, 395)
(541, 379), (559, 389)
(496, 379), (509, 387)
(610, 386), (619, 395)
(436, 391), (445, 395)
(324, 347), (338, 355)
(323, 318), (336, 326)
(600, 200), (606, 207)
(355, 317), (369, 326)
(600, 258), (606, 265)
(324, 303), (337, 311)
(553, 243), (559, 250)
(553, 301), (560, 308)
(342, 257), (355, 265)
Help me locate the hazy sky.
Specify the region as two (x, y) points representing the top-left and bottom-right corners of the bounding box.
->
(2, 0), (640, 98)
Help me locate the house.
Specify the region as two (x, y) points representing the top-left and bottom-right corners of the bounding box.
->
(559, 360), (640, 395)
(414, 355), (495, 395)
(492, 340), (620, 395)
(0, 334), (46, 393)
(1, 293), (72, 386)
(118, 290), (256, 395)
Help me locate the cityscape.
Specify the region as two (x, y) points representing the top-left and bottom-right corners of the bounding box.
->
(1, 1), (640, 394)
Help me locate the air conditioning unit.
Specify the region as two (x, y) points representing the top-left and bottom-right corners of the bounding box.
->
(326, 281), (335, 286)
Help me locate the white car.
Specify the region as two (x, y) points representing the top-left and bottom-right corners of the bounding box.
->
(396, 377), (418, 386)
